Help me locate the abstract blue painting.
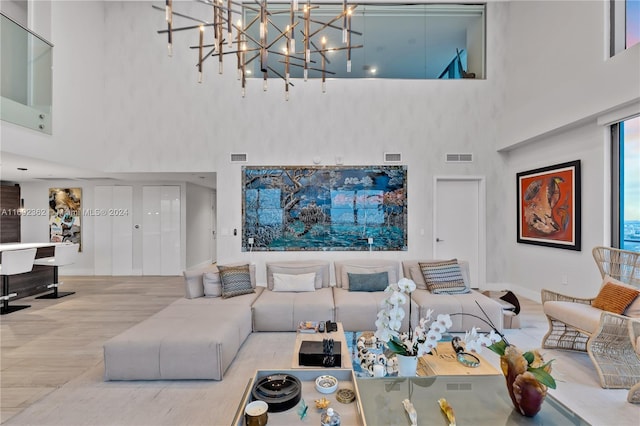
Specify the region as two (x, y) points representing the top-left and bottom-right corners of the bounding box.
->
(242, 166), (407, 251)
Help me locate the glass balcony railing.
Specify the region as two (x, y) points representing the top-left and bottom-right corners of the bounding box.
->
(1, 12), (53, 134)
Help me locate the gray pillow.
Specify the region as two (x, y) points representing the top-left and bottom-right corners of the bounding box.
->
(347, 271), (389, 292)
(218, 264), (255, 298)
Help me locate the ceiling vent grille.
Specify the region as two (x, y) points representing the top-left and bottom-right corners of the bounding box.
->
(445, 153), (473, 163)
(230, 153), (248, 162)
(384, 152), (402, 163)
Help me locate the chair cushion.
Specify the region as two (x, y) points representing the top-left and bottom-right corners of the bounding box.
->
(592, 279), (640, 315)
(347, 271), (389, 292)
(543, 301), (603, 334)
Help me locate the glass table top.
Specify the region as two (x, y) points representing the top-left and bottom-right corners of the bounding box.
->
(354, 375), (590, 426)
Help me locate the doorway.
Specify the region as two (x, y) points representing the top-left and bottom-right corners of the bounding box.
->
(433, 176), (486, 288)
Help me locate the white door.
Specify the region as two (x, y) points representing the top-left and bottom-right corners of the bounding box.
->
(433, 177), (486, 288)
(94, 186), (133, 275)
(142, 185), (181, 275)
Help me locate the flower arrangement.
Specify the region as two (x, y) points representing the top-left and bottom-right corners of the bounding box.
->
(460, 313), (556, 417)
(374, 278), (452, 357)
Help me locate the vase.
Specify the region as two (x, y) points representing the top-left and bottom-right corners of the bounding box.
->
(500, 347), (547, 417)
(396, 354), (418, 377)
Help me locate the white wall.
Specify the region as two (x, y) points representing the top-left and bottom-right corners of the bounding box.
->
(185, 182), (214, 269)
(498, 1), (640, 300)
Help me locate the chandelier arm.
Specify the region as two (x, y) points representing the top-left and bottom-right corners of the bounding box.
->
(158, 22), (215, 34)
(309, 40), (330, 65)
(307, 18), (363, 37)
(194, 0), (243, 16)
(270, 50), (307, 63)
(266, 66), (294, 86)
(286, 62), (336, 75)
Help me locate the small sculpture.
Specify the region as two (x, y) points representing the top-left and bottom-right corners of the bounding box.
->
(315, 397), (331, 409)
(402, 399), (417, 426)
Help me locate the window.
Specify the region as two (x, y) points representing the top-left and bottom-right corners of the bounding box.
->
(242, 3), (486, 79)
(611, 0), (640, 56)
(612, 116), (640, 252)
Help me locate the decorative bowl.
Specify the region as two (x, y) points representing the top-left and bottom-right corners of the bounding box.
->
(315, 375), (338, 394)
(251, 374), (302, 412)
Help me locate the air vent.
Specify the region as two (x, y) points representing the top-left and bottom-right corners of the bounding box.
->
(230, 153), (248, 162)
(445, 153), (473, 163)
(446, 382), (473, 391)
(384, 152), (402, 163)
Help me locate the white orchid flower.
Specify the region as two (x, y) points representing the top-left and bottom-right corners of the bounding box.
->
(389, 291), (407, 306)
(397, 278), (416, 293)
(375, 327), (392, 342)
(488, 329), (502, 344)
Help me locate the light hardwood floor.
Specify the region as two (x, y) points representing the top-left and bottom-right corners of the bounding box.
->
(1, 276), (638, 425)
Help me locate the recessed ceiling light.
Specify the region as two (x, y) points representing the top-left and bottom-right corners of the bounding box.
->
(17, 167), (28, 171)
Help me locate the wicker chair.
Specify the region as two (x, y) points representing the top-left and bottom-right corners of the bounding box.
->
(541, 246), (640, 391)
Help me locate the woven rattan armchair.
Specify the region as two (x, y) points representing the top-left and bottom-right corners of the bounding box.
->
(541, 246), (640, 390)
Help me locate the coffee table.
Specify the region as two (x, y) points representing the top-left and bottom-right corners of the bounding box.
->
(292, 322), (350, 369)
(355, 375), (590, 425)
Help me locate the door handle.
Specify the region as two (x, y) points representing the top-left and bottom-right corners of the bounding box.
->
(436, 238), (444, 242)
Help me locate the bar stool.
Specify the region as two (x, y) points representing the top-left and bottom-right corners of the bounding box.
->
(34, 243), (79, 299)
(0, 248), (37, 315)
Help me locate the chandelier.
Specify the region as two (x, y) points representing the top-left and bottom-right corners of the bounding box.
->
(154, 1), (363, 100)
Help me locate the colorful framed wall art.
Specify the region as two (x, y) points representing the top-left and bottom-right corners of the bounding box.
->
(48, 187), (82, 251)
(517, 160), (581, 251)
(242, 165), (407, 251)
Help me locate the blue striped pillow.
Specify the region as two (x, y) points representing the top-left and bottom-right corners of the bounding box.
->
(419, 259), (468, 294)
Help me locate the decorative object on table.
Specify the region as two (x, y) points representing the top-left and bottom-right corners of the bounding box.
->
(320, 407), (341, 426)
(298, 339), (341, 367)
(461, 312), (556, 417)
(315, 375), (338, 394)
(352, 332), (398, 376)
(251, 373), (302, 413)
(298, 321), (320, 333)
(314, 397), (331, 410)
(402, 398), (417, 426)
(516, 160), (581, 251)
(242, 165), (407, 252)
(437, 398), (456, 426)
(451, 336), (480, 368)
(244, 400), (268, 426)
(297, 399), (309, 420)
(335, 388), (355, 404)
(48, 187), (82, 250)
(374, 278), (453, 376)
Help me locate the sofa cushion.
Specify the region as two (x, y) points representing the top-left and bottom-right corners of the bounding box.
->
(251, 287), (334, 331)
(266, 260), (330, 289)
(219, 264), (255, 299)
(348, 271), (389, 292)
(411, 289), (504, 332)
(592, 279), (640, 315)
(543, 301), (603, 334)
(203, 271), (222, 297)
(403, 260), (471, 291)
(272, 272), (316, 292)
(183, 263), (257, 299)
(419, 259), (468, 294)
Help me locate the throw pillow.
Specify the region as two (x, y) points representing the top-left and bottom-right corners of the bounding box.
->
(203, 272), (222, 298)
(272, 272), (317, 292)
(419, 259), (469, 294)
(347, 272), (389, 292)
(592, 277), (640, 315)
(218, 264), (255, 299)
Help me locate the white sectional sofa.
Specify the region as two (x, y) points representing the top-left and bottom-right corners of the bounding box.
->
(103, 258), (503, 381)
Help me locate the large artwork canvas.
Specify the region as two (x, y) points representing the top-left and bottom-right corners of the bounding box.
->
(48, 188), (82, 251)
(242, 166), (407, 251)
(517, 160), (581, 251)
